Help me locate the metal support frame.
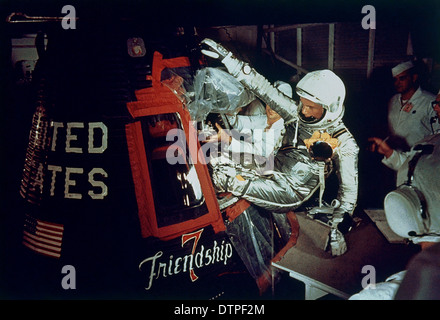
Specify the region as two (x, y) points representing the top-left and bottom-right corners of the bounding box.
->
(262, 24), (347, 76)
(367, 28), (376, 78)
(263, 22), (380, 79)
(297, 28), (302, 70)
(328, 23), (335, 70)
(261, 24), (308, 75)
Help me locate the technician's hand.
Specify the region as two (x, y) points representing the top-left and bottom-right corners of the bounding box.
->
(204, 123), (232, 144)
(368, 137), (393, 158)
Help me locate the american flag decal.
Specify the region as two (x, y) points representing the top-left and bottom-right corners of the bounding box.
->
(22, 214), (64, 259)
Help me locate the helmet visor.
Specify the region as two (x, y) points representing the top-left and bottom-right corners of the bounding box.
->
(296, 87), (341, 113)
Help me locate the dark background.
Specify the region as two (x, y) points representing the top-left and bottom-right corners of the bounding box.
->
(0, 0), (439, 301)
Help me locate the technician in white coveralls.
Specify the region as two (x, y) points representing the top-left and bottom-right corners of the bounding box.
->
(207, 81), (291, 167)
(356, 96), (440, 299)
(350, 132), (440, 299)
(387, 61), (439, 150)
(201, 38), (359, 256)
(370, 93), (440, 175)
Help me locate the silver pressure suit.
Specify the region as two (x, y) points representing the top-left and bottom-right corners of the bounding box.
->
(209, 47), (359, 215)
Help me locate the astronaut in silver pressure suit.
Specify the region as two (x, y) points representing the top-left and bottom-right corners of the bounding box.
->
(201, 39), (359, 255)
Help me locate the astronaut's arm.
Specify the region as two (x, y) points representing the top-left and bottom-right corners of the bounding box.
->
(334, 132), (359, 214)
(201, 38), (298, 124)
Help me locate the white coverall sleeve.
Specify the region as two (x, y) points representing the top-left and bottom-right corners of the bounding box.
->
(349, 271), (406, 300)
(229, 125), (282, 158)
(381, 150), (411, 171)
(226, 114), (266, 132)
(227, 115), (282, 157)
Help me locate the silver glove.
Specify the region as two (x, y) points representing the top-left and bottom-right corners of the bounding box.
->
(200, 38), (230, 60)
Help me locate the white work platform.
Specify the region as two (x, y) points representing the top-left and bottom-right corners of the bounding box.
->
(272, 210), (420, 300)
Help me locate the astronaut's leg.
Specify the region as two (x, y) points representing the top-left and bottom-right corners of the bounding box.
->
(212, 165), (317, 213)
(305, 204), (351, 256)
(239, 177), (307, 213)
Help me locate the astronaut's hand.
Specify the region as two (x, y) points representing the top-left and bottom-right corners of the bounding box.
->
(200, 38), (230, 60)
(201, 38), (245, 77)
(304, 131), (338, 150)
(305, 131), (339, 161)
(204, 123), (232, 144)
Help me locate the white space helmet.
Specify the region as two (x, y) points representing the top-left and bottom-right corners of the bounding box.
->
(384, 185), (428, 238)
(296, 69), (345, 129)
(384, 136), (440, 244)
